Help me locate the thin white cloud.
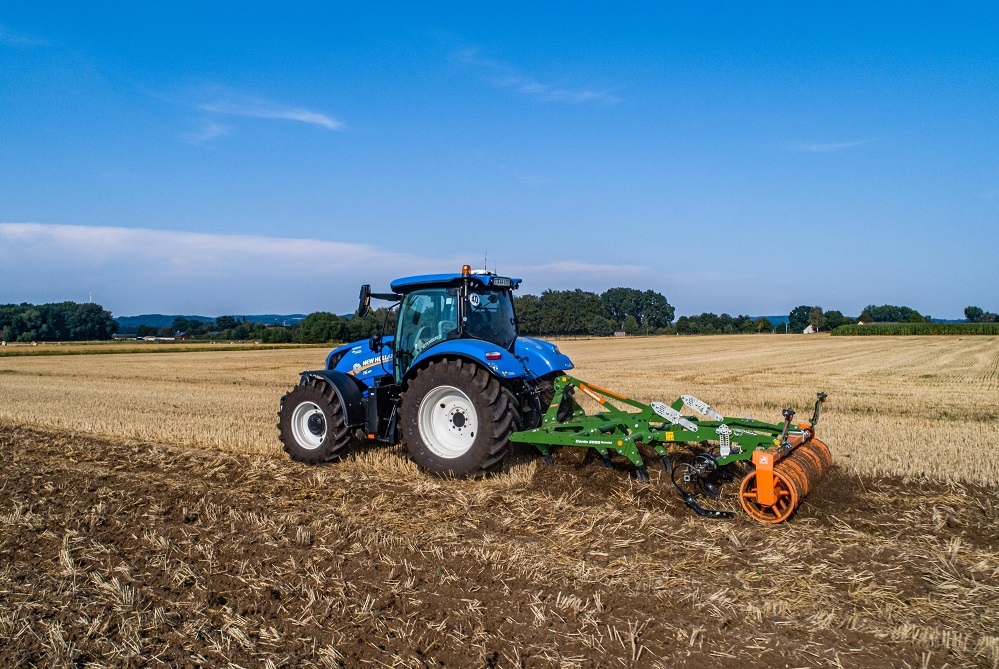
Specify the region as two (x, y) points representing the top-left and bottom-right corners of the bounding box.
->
(457, 49), (619, 105)
(790, 139), (873, 153)
(0, 223), (426, 313)
(511, 170), (544, 187)
(199, 96), (343, 130)
(181, 122), (231, 145)
(0, 223), (652, 314)
(0, 24), (49, 47)
(494, 76), (618, 104)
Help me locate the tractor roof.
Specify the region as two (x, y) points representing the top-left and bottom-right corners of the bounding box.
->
(390, 273), (522, 294)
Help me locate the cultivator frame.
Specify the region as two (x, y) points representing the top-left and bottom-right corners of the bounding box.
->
(510, 376), (830, 523)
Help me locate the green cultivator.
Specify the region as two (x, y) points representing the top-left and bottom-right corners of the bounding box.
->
(510, 376), (831, 523)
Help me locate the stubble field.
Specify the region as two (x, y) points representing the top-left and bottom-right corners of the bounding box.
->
(1, 334), (997, 668)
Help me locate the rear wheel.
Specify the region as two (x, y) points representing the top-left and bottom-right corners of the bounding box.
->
(400, 358), (517, 478)
(278, 378), (356, 463)
(536, 370), (573, 425)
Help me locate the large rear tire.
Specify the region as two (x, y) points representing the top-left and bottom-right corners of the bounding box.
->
(278, 378), (356, 464)
(400, 358), (517, 478)
(536, 370), (573, 426)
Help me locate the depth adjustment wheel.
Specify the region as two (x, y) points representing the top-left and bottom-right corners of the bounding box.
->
(401, 357), (519, 478)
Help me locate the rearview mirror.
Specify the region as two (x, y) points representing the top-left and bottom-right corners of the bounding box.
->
(357, 284), (371, 317)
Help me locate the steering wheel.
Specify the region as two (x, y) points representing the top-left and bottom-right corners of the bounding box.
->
(412, 326), (433, 353)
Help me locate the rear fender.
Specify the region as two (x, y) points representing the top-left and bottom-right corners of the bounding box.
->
(406, 339), (524, 384)
(299, 370), (365, 428)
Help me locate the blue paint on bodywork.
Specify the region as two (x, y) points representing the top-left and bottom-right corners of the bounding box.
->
(390, 273), (522, 293)
(327, 336), (396, 387)
(327, 333), (573, 388)
(513, 337), (574, 377)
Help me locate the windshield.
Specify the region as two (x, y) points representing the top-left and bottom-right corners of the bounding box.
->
(465, 288), (516, 349)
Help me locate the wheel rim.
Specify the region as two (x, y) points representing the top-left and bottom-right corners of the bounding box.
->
(418, 385), (479, 459)
(290, 401), (326, 450)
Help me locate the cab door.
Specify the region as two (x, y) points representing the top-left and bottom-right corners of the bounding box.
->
(394, 288), (461, 381)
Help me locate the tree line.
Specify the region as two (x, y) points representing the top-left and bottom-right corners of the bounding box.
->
(131, 310), (395, 344)
(0, 302), (118, 342)
(6, 296), (991, 345)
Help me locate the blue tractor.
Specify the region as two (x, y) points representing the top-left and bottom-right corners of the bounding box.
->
(278, 265), (574, 477)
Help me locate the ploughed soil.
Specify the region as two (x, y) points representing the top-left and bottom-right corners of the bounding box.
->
(1, 424), (997, 668)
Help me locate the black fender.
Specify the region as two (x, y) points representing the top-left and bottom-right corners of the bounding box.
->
(299, 370), (366, 428)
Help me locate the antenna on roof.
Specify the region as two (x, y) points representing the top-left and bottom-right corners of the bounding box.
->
(483, 252), (487, 271)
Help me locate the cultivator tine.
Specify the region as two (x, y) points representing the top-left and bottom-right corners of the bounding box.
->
(650, 402), (698, 432)
(680, 395), (723, 421)
(601, 454), (613, 469)
(635, 466), (649, 483)
(811, 392), (828, 427)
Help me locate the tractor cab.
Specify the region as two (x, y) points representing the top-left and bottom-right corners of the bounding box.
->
(387, 268), (519, 380)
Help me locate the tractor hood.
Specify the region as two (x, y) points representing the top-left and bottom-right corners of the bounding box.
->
(513, 337), (574, 377)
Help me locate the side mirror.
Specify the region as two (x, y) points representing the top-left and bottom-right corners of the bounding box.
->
(357, 284), (371, 317)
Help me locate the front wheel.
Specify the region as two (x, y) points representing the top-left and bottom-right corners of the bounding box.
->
(400, 358), (518, 478)
(278, 378), (356, 463)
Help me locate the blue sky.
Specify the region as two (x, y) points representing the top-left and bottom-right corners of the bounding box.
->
(1, 3), (997, 318)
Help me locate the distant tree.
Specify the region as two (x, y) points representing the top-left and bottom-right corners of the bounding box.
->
(539, 290), (606, 336)
(753, 317), (772, 333)
(587, 316), (615, 337)
(215, 315), (238, 331)
(136, 324), (156, 337)
(156, 326), (173, 337)
(600, 287), (675, 332)
(344, 307), (395, 341)
(965, 306), (985, 322)
(601, 288), (642, 327)
(640, 290), (675, 329)
(622, 315), (641, 335)
(788, 305), (814, 333)
(514, 294), (543, 335)
(823, 310), (852, 330)
(263, 327), (293, 343)
(296, 312), (345, 344)
(807, 307), (826, 332)
(859, 304), (924, 324)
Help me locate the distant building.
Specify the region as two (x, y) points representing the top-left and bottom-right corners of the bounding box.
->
(803, 324), (816, 334)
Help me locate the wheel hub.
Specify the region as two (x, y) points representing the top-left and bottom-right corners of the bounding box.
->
(419, 385), (479, 459)
(290, 401), (327, 450)
(307, 413), (325, 435)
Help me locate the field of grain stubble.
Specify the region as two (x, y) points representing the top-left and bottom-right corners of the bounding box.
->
(1, 334), (998, 668)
